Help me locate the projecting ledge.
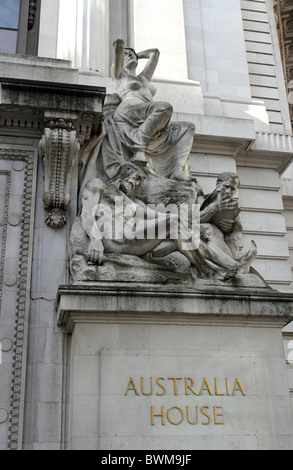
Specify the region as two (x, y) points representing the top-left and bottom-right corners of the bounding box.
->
(56, 283), (293, 333)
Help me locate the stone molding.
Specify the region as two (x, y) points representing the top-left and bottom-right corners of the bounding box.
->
(0, 147), (37, 450)
(0, 168), (11, 297)
(237, 131), (293, 173)
(9, 150), (35, 450)
(56, 284), (293, 334)
(0, 78), (106, 227)
(251, 132), (293, 155)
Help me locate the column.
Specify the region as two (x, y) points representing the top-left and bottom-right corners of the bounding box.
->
(56, 0), (110, 74)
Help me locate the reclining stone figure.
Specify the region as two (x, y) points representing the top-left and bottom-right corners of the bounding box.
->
(70, 164), (257, 282)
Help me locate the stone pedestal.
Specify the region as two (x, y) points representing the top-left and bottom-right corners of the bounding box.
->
(56, 283), (293, 450)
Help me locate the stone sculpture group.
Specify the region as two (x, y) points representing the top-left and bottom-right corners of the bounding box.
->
(69, 39), (259, 286)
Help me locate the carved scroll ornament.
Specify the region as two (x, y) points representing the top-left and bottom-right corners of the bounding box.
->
(28, 0), (37, 30)
(39, 122), (80, 228)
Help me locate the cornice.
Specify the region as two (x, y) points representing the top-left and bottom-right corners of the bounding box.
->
(236, 132), (293, 173)
(56, 283), (293, 333)
(0, 78), (106, 227)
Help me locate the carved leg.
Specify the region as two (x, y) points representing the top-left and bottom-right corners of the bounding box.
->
(199, 239), (257, 275)
(169, 124), (196, 182)
(132, 102), (173, 166)
(237, 241), (257, 274)
(139, 102), (173, 139)
(224, 230), (242, 259)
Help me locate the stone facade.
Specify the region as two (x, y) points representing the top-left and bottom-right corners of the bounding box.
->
(57, 284), (293, 450)
(0, 0), (293, 450)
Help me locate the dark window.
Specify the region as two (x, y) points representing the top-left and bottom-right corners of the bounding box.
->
(0, 0), (20, 53)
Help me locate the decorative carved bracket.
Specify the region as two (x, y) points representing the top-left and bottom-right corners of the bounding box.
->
(0, 77), (106, 228)
(28, 0), (37, 30)
(39, 121), (80, 228)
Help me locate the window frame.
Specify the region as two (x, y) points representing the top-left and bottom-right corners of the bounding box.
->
(0, 0), (21, 53)
(17, 0), (41, 55)
(0, 0), (21, 29)
(0, 0), (41, 56)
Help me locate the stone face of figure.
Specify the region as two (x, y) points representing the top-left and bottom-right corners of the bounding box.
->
(123, 47), (138, 69)
(117, 165), (147, 196)
(217, 173), (239, 200)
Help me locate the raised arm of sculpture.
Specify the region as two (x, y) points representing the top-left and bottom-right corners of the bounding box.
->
(111, 39), (125, 79)
(112, 38), (159, 82)
(136, 47), (160, 81)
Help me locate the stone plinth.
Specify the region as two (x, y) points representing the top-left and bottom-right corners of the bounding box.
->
(56, 283), (293, 450)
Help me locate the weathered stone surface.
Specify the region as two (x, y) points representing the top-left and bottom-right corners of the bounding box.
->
(56, 284), (293, 450)
(57, 283), (293, 332)
(68, 40), (262, 288)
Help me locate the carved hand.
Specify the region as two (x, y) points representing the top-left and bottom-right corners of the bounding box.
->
(87, 239), (104, 265)
(214, 197), (238, 212)
(217, 219), (234, 232)
(113, 39), (124, 48)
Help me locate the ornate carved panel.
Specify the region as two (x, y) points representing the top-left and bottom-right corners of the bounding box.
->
(0, 78), (106, 229)
(0, 147), (37, 450)
(40, 123), (80, 228)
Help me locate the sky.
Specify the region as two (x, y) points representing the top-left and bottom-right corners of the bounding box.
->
(0, 0), (20, 29)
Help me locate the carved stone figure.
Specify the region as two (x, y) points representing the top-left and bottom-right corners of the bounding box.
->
(69, 164), (257, 283)
(100, 39), (196, 181)
(68, 41), (265, 287)
(199, 172), (242, 259)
